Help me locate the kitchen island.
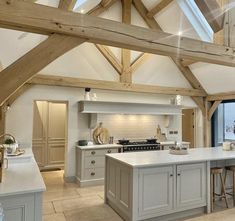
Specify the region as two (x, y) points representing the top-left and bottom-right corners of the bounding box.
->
(105, 147), (235, 221)
(0, 149), (46, 221)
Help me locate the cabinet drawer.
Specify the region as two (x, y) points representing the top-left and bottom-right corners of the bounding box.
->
(84, 156), (105, 168)
(85, 148), (119, 157)
(84, 168), (104, 180)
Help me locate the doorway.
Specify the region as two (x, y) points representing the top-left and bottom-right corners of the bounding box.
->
(32, 100), (68, 170)
(182, 108), (196, 148)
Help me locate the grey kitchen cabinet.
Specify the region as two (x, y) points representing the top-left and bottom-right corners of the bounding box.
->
(138, 166), (174, 217)
(105, 157), (208, 221)
(76, 145), (120, 187)
(176, 163), (206, 209)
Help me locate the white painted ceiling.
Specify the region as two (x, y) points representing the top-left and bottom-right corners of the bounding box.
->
(0, 0), (233, 94)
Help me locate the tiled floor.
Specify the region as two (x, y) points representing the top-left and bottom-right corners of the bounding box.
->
(42, 170), (235, 221)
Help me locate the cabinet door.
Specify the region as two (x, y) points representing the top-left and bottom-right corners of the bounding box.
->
(138, 166), (174, 217)
(2, 194), (35, 221)
(32, 101), (47, 167)
(176, 163), (206, 209)
(47, 102), (66, 165)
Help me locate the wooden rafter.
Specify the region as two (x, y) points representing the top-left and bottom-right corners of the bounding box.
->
(1, 1), (235, 67)
(29, 74), (206, 97)
(95, 44), (122, 75)
(87, 0), (117, 16)
(130, 53), (151, 74)
(58, 0), (77, 11)
(121, 0), (132, 83)
(147, 0), (173, 18)
(194, 0), (225, 33)
(132, 0), (207, 115)
(0, 34), (86, 106)
(88, 0), (121, 76)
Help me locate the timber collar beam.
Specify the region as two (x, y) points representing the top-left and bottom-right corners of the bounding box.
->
(1, 1), (235, 67)
(29, 74), (206, 97)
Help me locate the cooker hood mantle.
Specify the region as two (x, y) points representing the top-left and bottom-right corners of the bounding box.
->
(78, 101), (182, 115)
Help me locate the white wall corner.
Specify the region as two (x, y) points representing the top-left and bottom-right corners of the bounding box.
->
(177, 0), (213, 42)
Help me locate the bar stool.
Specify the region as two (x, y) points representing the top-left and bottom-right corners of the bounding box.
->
(224, 166), (235, 205)
(211, 167), (229, 212)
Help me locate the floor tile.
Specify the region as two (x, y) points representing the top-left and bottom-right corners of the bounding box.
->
(43, 189), (79, 202)
(64, 204), (123, 221)
(53, 195), (104, 213)
(43, 213), (66, 221)
(43, 202), (55, 215)
(76, 185), (104, 197)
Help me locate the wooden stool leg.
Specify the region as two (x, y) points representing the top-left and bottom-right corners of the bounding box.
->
(213, 174), (215, 202)
(233, 171), (235, 206)
(211, 173), (214, 212)
(220, 174), (229, 208)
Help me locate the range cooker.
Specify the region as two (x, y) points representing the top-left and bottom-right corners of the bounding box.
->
(119, 140), (161, 152)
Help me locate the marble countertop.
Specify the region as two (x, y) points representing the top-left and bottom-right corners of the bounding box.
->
(77, 144), (123, 150)
(0, 149), (46, 197)
(106, 147), (235, 168)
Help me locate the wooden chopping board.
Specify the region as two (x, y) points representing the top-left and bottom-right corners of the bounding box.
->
(93, 123), (110, 144)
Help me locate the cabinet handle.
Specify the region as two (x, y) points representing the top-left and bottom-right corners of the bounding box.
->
(91, 151), (96, 155)
(170, 174), (173, 177)
(91, 160), (96, 164)
(177, 174), (181, 176)
(107, 150), (111, 153)
(91, 172), (95, 176)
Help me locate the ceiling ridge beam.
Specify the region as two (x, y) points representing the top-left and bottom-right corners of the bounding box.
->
(147, 0), (173, 18)
(95, 44), (122, 75)
(29, 74), (206, 97)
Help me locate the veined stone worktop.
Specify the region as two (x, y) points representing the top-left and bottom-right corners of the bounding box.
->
(107, 147), (235, 168)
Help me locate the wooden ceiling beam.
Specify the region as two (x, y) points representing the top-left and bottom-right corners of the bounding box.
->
(0, 34), (86, 106)
(121, 0), (132, 83)
(194, 0), (225, 33)
(87, 0), (117, 16)
(208, 100), (222, 120)
(1, 1), (234, 67)
(58, 0), (77, 11)
(207, 92), (235, 101)
(95, 44), (122, 75)
(147, 0), (173, 18)
(130, 53), (151, 74)
(29, 74), (206, 97)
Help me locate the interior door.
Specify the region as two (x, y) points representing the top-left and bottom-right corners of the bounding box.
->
(32, 101), (47, 167)
(182, 109), (195, 148)
(47, 102), (67, 165)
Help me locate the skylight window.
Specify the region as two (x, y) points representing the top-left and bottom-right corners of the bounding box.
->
(177, 0), (213, 42)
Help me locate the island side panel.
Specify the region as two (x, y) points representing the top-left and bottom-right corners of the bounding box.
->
(105, 156), (135, 221)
